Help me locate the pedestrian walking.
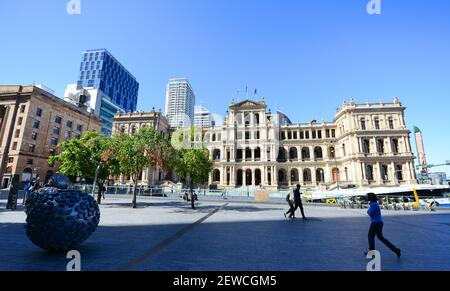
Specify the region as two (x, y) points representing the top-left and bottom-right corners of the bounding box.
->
(22, 180), (31, 205)
(101, 185), (106, 200)
(285, 184), (306, 220)
(284, 189), (295, 219)
(366, 193), (401, 258)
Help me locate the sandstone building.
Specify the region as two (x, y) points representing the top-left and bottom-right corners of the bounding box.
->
(0, 85), (102, 187)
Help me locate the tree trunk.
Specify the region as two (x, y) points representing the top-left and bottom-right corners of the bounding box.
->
(190, 180), (195, 209)
(132, 174), (138, 208)
(96, 181), (103, 205)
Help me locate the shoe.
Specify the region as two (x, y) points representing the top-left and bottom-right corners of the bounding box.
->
(395, 249), (401, 259)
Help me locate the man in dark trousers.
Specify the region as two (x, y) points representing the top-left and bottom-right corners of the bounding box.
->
(286, 184), (306, 220)
(366, 193), (401, 258)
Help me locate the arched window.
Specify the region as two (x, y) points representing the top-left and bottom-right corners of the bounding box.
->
(255, 169), (262, 186)
(237, 169), (243, 186)
(329, 147), (335, 159)
(245, 169), (252, 185)
(212, 169), (221, 183)
(392, 139), (399, 154)
(254, 147), (261, 160)
(213, 149), (221, 161)
(366, 165), (374, 181)
(332, 168), (340, 183)
(362, 139), (370, 154)
(236, 149), (243, 161)
(303, 169), (312, 184)
(377, 139), (385, 154)
(316, 168), (325, 183)
(381, 165), (389, 181)
(360, 118), (366, 130)
(291, 169), (299, 183)
(396, 165), (403, 181)
(314, 147), (323, 160)
(301, 147), (310, 161)
(278, 169), (288, 184)
(289, 147), (298, 161)
(245, 148), (252, 161)
(277, 148), (287, 162)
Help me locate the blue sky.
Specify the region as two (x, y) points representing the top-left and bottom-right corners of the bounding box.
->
(0, 0), (449, 175)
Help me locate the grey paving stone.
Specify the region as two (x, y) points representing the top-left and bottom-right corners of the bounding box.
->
(1, 198), (449, 271)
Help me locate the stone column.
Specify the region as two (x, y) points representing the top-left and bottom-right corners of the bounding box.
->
(391, 162), (396, 185)
(387, 138), (393, 155)
(376, 162), (382, 184)
(252, 168), (256, 186)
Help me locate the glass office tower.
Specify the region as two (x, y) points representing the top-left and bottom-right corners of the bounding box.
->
(69, 49), (139, 136)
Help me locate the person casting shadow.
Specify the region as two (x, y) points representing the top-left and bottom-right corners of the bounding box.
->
(285, 184), (306, 220)
(366, 193), (401, 259)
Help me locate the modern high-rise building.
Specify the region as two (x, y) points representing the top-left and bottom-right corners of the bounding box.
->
(194, 105), (215, 128)
(165, 78), (195, 128)
(64, 49), (139, 136)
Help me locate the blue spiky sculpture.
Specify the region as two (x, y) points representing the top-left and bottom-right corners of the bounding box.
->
(25, 187), (100, 252)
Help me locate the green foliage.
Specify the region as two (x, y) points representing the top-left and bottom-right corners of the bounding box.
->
(175, 148), (213, 188)
(49, 131), (118, 183)
(110, 127), (162, 182)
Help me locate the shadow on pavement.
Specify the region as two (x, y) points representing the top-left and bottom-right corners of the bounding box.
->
(1, 210), (450, 271)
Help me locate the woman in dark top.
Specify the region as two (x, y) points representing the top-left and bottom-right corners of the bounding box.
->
(366, 193), (401, 259)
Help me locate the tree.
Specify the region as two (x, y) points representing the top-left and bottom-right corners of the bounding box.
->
(49, 131), (118, 204)
(149, 138), (178, 184)
(175, 148), (213, 209)
(109, 127), (163, 208)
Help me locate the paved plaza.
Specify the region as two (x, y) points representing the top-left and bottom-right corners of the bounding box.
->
(1, 196), (450, 271)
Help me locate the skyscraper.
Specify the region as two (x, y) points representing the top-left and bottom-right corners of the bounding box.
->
(64, 49), (139, 136)
(165, 78), (195, 128)
(194, 105), (215, 128)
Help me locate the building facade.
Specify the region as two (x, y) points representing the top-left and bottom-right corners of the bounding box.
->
(64, 49), (139, 136)
(112, 109), (171, 185)
(165, 78), (195, 128)
(0, 85), (102, 188)
(204, 97), (417, 191)
(194, 105), (215, 128)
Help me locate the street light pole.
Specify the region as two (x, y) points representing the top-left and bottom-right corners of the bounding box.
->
(92, 165), (101, 197)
